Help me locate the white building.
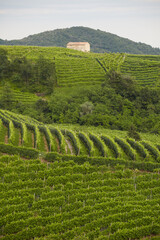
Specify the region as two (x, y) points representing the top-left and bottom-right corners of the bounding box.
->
(66, 42), (90, 52)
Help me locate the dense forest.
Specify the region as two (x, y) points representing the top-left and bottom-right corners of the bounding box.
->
(1, 47), (160, 135)
(1, 26), (160, 55)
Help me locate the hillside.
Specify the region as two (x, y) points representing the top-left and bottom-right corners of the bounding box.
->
(1, 109), (160, 163)
(0, 45), (160, 239)
(0, 110), (160, 239)
(1, 46), (160, 88)
(1, 26), (160, 55)
(1, 46), (160, 133)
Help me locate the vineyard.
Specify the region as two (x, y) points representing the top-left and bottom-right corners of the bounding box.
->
(1, 45), (160, 88)
(0, 109), (160, 165)
(0, 154), (160, 240)
(0, 46), (160, 239)
(0, 111), (160, 239)
(0, 88), (39, 105)
(120, 55), (160, 87)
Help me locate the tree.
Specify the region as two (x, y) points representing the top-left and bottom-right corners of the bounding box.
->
(0, 48), (10, 80)
(80, 101), (94, 116)
(34, 56), (56, 94)
(11, 57), (33, 88)
(0, 83), (14, 110)
(127, 124), (141, 141)
(106, 70), (137, 99)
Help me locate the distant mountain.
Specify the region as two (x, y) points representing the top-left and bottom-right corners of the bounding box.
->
(1, 26), (160, 54)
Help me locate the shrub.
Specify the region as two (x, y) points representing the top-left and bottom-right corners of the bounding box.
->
(127, 124), (141, 141)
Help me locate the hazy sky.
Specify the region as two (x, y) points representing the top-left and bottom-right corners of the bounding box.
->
(0, 0), (160, 48)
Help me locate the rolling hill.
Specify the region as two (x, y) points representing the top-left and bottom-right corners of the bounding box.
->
(1, 26), (160, 55)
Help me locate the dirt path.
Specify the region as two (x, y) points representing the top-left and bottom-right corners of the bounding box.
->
(55, 138), (60, 153)
(4, 134), (8, 144)
(32, 133), (35, 148)
(43, 136), (49, 152)
(19, 132), (22, 146)
(65, 139), (74, 155)
(3, 126), (8, 144)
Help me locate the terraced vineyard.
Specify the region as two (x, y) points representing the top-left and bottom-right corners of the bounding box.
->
(0, 88), (39, 105)
(120, 55), (160, 87)
(0, 109), (160, 166)
(55, 52), (125, 87)
(55, 57), (106, 87)
(2, 46), (124, 87)
(1, 45), (160, 88)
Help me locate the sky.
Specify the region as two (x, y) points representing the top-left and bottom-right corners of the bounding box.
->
(0, 0), (160, 48)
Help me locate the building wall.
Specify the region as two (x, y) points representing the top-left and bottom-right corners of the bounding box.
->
(67, 42), (90, 52)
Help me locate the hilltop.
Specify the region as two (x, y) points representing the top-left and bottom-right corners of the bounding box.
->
(1, 26), (160, 55)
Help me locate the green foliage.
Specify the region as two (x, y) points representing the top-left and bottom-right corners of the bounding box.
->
(141, 141), (160, 161)
(0, 50), (56, 95)
(127, 138), (147, 159)
(106, 70), (137, 99)
(21, 123), (29, 146)
(0, 83), (14, 110)
(1, 154), (160, 239)
(49, 127), (66, 154)
(33, 55), (56, 94)
(0, 46), (160, 134)
(89, 133), (108, 157)
(78, 132), (95, 156)
(101, 135), (120, 158)
(80, 102), (94, 116)
(63, 129), (81, 155)
(115, 137), (136, 160)
(127, 125), (141, 141)
(39, 126), (55, 152)
(0, 48), (10, 80)
(0, 43), (160, 239)
(0, 118), (7, 143)
(0, 143), (39, 158)
(0, 109), (160, 163)
(121, 55), (160, 87)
